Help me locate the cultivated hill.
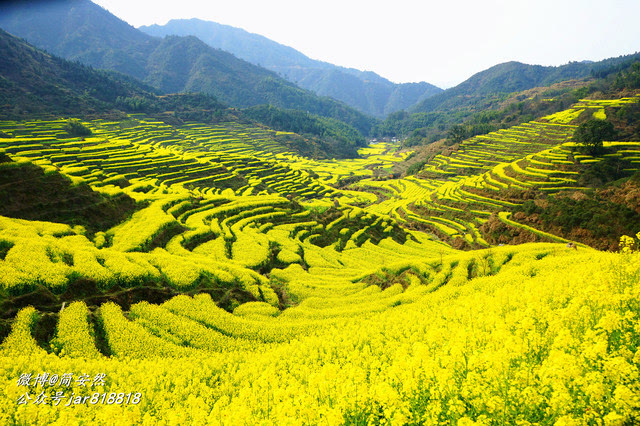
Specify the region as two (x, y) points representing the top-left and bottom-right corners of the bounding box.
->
(371, 98), (640, 250)
(140, 18), (443, 117)
(0, 0), (376, 135)
(0, 108), (639, 424)
(1, 4), (640, 424)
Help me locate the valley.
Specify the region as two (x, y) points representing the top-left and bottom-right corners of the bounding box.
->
(0, 1), (639, 424)
(1, 96), (639, 423)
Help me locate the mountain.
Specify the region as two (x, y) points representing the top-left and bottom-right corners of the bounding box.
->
(0, 28), (367, 159)
(0, 0), (153, 81)
(0, 0), (375, 135)
(0, 26), (241, 121)
(412, 56), (640, 114)
(0, 27), (157, 117)
(373, 52), (640, 144)
(139, 18), (443, 117)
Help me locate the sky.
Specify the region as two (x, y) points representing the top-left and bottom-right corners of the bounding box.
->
(93, 0), (640, 89)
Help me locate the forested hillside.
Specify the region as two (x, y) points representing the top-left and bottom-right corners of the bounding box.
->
(140, 18), (443, 117)
(0, 29), (368, 159)
(0, 0), (376, 135)
(376, 53), (640, 146)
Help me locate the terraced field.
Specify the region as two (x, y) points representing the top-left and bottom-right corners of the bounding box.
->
(1, 97), (640, 424)
(343, 98), (640, 248)
(0, 117), (442, 307)
(0, 97), (637, 296)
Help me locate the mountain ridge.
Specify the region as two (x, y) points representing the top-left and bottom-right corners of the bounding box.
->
(139, 18), (443, 117)
(411, 56), (640, 114)
(0, 0), (376, 134)
(0, 27), (158, 118)
(0, 28), (367, 159)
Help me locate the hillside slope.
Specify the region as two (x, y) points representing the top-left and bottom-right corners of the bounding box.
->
(0, 28), (157, 117)
(364, 98), (640, 250)
(0, 28), (367, 159)
(412, 56), (640, 114)
(373, 53), (640, 146)
(0, 0), (376, 134)
(0, 157), (139, 236)
(140, 18), (443, 117)
(0, 114), (638, 422)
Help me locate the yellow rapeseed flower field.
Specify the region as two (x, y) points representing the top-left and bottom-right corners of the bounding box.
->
(1, 103), (639, 424)
(1, 246), (638, 425)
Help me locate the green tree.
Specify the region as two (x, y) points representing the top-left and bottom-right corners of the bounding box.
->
(447, 124), (467, 145)
(572, 119), (616, 155)
(64, 119), (92, 137)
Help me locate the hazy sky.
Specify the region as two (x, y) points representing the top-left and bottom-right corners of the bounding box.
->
(93, 0), (640, 88)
